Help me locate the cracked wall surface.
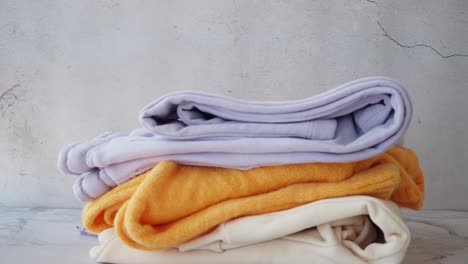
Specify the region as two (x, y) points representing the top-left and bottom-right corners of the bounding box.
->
(0, 0), (467, 209)
(366, 0), (468, 59)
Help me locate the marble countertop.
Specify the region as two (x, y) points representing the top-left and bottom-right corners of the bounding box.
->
(0, 208), (467, 264)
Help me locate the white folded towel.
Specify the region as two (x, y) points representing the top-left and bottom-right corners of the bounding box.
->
(90, 196), (410, 264)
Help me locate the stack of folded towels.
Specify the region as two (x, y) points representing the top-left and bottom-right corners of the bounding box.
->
(58, 77), (424, 264)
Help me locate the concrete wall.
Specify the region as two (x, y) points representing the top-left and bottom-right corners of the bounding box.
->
(1, 0), (467, 209)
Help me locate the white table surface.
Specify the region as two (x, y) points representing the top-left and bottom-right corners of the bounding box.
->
(0, 208), (467, 264)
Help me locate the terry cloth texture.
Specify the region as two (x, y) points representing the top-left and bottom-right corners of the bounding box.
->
(82, 146), (424, 250)
(59, 77), (412, 202)
(90, 197), (410, 264)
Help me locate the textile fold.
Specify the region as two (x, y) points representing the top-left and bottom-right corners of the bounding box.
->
(58, 77), (412, 201)
(91, 196), (410, 264)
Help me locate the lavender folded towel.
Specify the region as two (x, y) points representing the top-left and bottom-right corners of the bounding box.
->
(58, 77), (412, 202)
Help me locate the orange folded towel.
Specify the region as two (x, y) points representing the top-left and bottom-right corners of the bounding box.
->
(83, 146), (424, 250)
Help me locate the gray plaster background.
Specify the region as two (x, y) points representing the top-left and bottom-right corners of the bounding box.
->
(0, 0), (467, 209)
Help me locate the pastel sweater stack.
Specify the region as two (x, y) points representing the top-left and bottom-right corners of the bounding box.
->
(58, 77), (424, 264)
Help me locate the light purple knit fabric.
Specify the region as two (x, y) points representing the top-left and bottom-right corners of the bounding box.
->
(58, 77), (412, 202)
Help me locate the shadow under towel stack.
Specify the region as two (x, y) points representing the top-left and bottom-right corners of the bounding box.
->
(58, 77), (425, 264)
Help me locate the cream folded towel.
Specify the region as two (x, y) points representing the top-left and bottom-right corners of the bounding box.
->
(91, 196), (410, 264)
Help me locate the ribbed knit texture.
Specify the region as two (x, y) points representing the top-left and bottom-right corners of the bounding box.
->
(82, 146), (424, 250)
